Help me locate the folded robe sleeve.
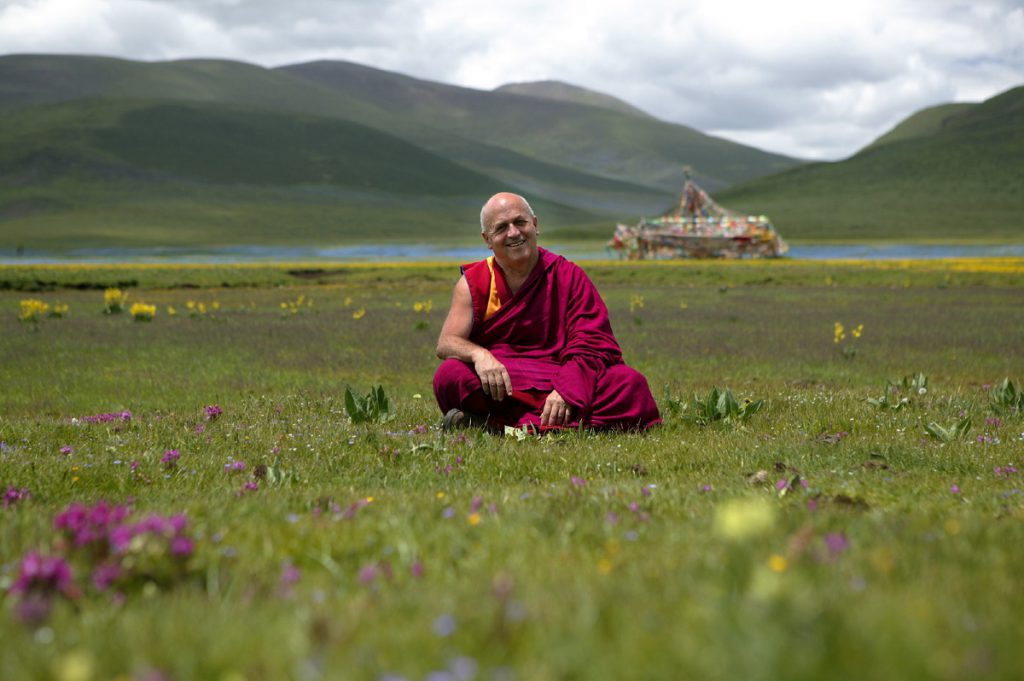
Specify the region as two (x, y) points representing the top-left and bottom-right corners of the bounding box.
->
(552, 264), (623, 413)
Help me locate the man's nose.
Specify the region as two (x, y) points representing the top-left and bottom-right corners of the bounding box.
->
(506, 223), (521, 237)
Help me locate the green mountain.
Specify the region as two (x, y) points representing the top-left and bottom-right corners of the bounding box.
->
(0, 54), (806, 250)
(493, 81), (654, 119)
(278, 60), (799, 192)
(716, 86), (1024, 240)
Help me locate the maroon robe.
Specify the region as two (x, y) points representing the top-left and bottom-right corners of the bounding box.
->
(433, 247), (661, 431)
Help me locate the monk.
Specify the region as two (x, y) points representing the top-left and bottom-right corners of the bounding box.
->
(433, 192), (661, 432)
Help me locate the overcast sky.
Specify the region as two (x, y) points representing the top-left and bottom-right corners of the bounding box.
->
(2, 0), (1022, 159)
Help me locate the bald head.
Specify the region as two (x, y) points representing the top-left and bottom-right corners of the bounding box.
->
(480, 192), (535, 233)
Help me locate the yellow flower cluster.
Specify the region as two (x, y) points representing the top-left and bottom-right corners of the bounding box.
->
(834, 322), (864, 343)
(352, 308), (366, 320)
(184, 300), (221, 317)
(412, 299), (433, 313)
(19, 299), (50, 322)
(629, 294), (645, 314)
(279, 295), (313, 316)
(129, 302), (157, 321)
(104, 288), (128, 314)
(50, 303), (70, 318)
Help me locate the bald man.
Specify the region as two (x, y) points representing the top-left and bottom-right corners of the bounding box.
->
(433, 192), (661, 432)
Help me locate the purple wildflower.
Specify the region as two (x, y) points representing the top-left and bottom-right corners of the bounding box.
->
(951, 484), (961, 495)
(987, 417), (1003, 427)
(59, 445), (74, 455)
(161, 449), (180, 468)
(410, 560), (424, 579)
(358, 563), (378, 585)
(92, 563), (122, 591)
(824, 532), (850, 558)
(412, 424), (428, 435)
(236, 481), (258, 496)
(170, 535), (195, 556)
(130, 460), (140, 472)
(433, 613), (456, 637)
(10, 551), (76, 598)
(606, 511), (620, 525)
(194, 423), (206, 435)
(4, 486), (31, 508)
(570, 476), (586, 488)
(205, 405), (223, 421)
(280, 562), (301, 586)
(775, 479), (789, 491)
(995, 464), (1019, 477)
(225, 459), (246, 473)
(701, 484), (713, 493)
(442, 506), (455, 519)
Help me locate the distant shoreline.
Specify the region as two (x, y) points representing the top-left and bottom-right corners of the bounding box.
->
(3, 240), (1024, 265)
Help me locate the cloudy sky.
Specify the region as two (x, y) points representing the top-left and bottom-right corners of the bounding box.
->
(1, 0), (1022, 159)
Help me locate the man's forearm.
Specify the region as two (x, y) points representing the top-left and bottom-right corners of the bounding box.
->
(436, 334), (489, 364)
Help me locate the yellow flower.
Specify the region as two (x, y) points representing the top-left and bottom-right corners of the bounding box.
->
(713, 498), (776, 540)
(768, 554), (788, 573)
(833, 322), (845, 343)
(468, 512), (481, 526)
(629, 294), (645, 313)
(413, 302), (424, 313)
(104, 288), (128, 313)
(596, 558), (613, 575)
(18, 299), (50, 322)
(129, 302), (157, 321)
(212, 301), (221, 310)
(852, 324), (864, 339)
(167, 306), (177, 316)
(352, 308), (366, 320)
(343, 296), (353, 307)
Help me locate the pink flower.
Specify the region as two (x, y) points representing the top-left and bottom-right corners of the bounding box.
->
(204, 405), (223, 421)
(59, 445), (74, 455)
(950, 484), (961, 495)
(570, 476), (586, 488)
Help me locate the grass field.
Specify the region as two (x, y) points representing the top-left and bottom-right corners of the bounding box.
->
(2, 258), (1024, 681)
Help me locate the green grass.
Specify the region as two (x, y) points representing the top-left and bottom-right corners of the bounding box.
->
(2, 259), (1024, 680)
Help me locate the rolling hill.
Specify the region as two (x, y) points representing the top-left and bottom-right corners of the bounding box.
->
(0, 53), (805, 250)
(716, 86), (1024, 240)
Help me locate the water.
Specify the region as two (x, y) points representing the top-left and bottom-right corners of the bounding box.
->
(3, 242), (1024, 264)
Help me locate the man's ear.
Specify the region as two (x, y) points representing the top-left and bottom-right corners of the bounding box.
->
(481, 231), (492, 249)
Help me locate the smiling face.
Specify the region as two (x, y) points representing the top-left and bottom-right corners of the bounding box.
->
(480, 193), (540, 273)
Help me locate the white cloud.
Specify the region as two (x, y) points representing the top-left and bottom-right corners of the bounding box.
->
(1, 0), (1021, 159)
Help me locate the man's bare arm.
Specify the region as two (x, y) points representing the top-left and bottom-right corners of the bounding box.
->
(436, 277), (513, 401)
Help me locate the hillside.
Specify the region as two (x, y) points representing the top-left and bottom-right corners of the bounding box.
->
(716, 86), (1024, 240)
(0, 98), (606, 248)
(0, 54), (808, 250)
(276, 60), (801, 192)
(493, 81), (653, 119)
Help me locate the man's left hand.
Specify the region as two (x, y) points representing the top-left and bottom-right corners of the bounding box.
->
(541, 390), (573, 427)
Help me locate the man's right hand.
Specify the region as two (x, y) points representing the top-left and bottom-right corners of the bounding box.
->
(474, 351), (513, 401)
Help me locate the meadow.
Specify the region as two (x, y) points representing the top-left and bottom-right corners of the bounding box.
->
(2, 257), (1024, 681)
